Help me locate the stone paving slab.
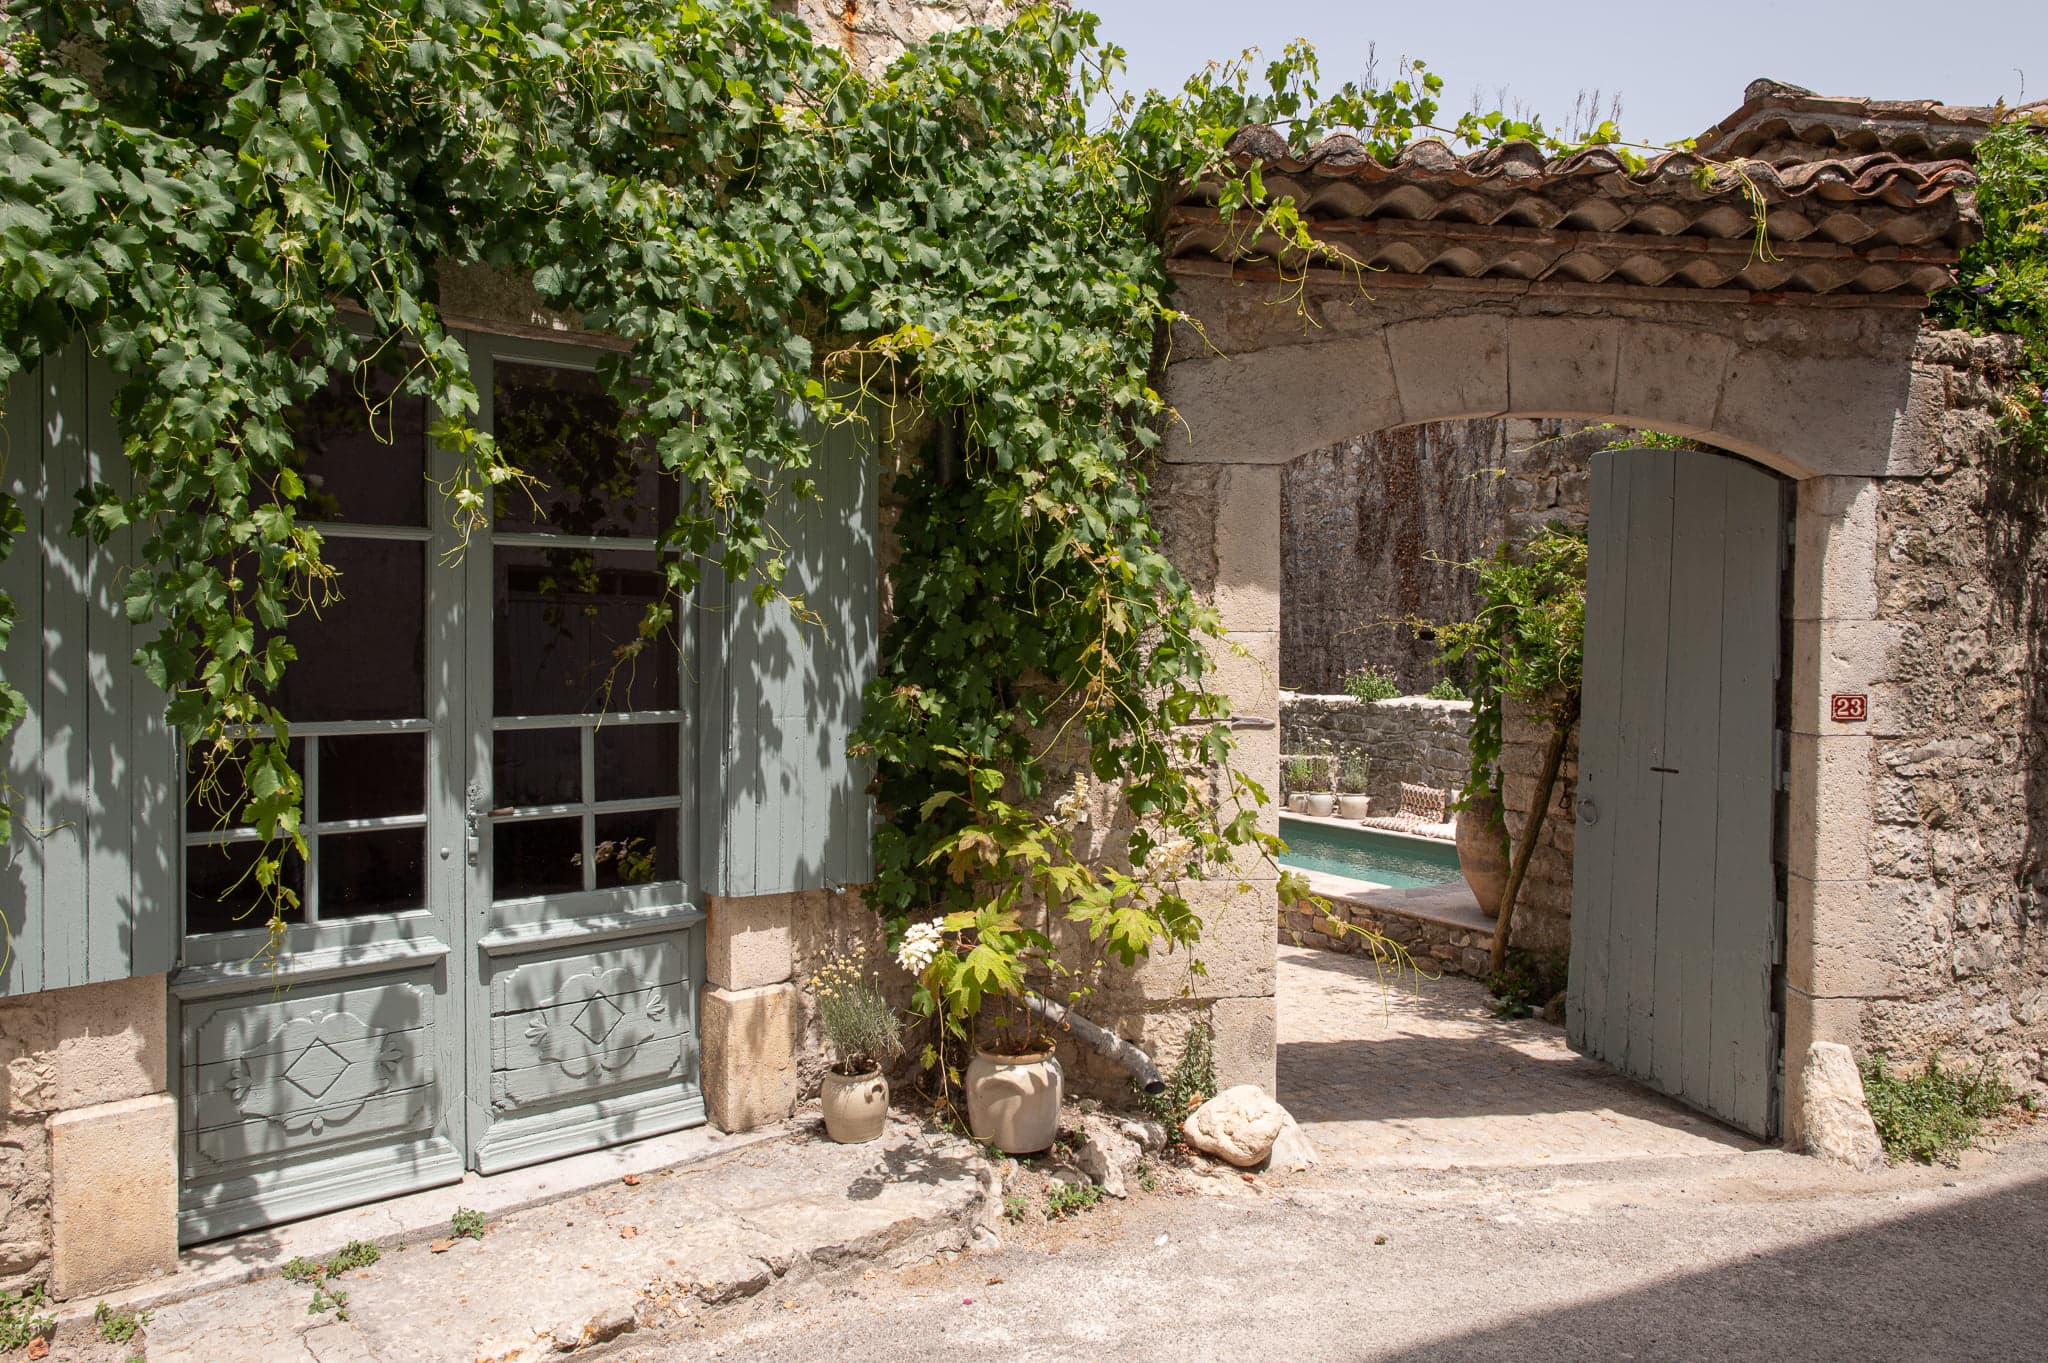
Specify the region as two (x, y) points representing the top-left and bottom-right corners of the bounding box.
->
(121, 1120), (992, 1363)
(1278, 943), (1760, 1169)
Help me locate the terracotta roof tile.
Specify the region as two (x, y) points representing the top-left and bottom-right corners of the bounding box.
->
(1164, 81), (2022, 302)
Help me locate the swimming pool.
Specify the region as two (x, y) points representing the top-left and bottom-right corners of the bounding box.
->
(1277, 816), (1462, 889)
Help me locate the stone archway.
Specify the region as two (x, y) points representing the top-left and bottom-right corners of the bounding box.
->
(1144, 82), (2010, 1146)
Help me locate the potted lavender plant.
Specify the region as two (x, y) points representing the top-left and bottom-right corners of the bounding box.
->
(809, 947), (902, 1143)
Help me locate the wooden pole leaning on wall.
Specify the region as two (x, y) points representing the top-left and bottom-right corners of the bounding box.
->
(1488, 694), (1580, 974)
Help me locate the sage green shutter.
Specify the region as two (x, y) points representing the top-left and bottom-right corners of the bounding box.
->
(702, 415), (878, 896)
(1, 353), (178, 996)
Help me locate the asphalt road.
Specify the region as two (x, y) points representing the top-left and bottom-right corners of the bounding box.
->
(604, 1123), (2048, 1363)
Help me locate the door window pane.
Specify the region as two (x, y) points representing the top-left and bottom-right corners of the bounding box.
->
(320, 734), (426, 822)
(494, 548), (677, 715)
(493, 818), (584, 899)
(184, 741), (303, 831)
(277, 539), (425, 721)
(318, 829), (427, 919)
(595, 724), (679, 802)
(185, 842), (306, 935)
(493, 728), (582, 808)
(492, 363), (676, 538)
(592, 810), (679, 889)
(288, 364), (427, 526)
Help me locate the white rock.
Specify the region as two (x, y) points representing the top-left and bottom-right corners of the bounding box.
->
(1116, 1116), (1170, 1153)
(1801, 1042), (1886, 1172)
(1074, 1115), (1144, 1197)
(1267, 1121), (1319, 1172)
(1180, 1085), (1294, 1167)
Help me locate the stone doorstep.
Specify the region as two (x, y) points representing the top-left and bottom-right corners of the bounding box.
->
(87, 1119), (995, 1363)
(65, 1122), (786, 1324)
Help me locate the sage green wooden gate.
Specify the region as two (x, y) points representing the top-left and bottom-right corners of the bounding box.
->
(168, 336), (877, 1239)
(1567, 447), (1789, 1139)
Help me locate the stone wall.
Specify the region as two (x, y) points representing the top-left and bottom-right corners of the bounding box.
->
(0, 975), (176, 1297)
(782, 0), (1020, 77)
(1827, 331), (2048, 1095)
(1281, 420), (1506, 694)
(1279, 694), (1472, 808)
(1280, 893), (1495, 982)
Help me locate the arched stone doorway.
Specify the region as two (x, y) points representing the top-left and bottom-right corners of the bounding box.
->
(1150, 81), (2004, 1147)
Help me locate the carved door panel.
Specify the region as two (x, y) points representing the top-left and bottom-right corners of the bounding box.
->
(463, 342), (705, 1174)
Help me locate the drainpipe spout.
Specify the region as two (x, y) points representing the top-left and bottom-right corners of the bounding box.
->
(1022, 993), (1166, 1094)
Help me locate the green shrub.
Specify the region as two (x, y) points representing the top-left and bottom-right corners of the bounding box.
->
(1143, 1019), (1218, 1128)
(95, 1300), (148, 1344)
(0, 1285), (52, 1351)
(1338, 755), (1371, 793)
(1342, 666), (1403, 702)
(1425, 676), (1464, 700)
(1485, 949), (1563, 1020)
(1044, 1180), (1103, 1218)
(1859, 1054), (2015, 1165)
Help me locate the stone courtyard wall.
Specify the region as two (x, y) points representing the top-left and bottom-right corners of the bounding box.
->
(1832, 330), (2048, 1096)
(1279, 694), (1472, 809)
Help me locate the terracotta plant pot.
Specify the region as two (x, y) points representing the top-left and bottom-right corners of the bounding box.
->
(820, 1066), (889, 1143)
(1303, 793), (1336, 817)
(964, 1048), (1063, 1154)
(1455, 793), (1510, 919)
(1337, 794), (1372, 820)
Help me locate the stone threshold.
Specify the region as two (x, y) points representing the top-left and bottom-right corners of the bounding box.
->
(69, 1121), (783, 1322)
(77, 1119), (995, 1363)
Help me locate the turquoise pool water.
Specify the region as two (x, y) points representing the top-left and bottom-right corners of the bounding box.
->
(1277, 816), (1462, 889)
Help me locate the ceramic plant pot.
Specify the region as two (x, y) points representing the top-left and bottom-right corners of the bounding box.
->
(1337, 794), (1372, 820)
(1287, 794), (1310, 813)
(1303, 793), (1336, 817)
(820, 1066), (890, 1143)
(1455, 793), (1510, 919)
(965, 1049), (1063, 1154)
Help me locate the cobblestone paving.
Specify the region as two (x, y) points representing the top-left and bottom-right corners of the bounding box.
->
(1277, 943), (1759, 1168)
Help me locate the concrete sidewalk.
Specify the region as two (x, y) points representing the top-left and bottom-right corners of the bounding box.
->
(58, 1119), (993, 1363)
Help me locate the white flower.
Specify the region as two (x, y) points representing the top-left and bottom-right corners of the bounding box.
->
(1052, 771), (1091, 827)
(895, 917), (946, 973)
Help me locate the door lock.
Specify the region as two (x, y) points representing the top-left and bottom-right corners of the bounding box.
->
(1578, 797), (1600, 825)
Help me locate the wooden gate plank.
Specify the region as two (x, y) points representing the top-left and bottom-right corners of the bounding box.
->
(1710, 465), (1785, 1135)
(1656, 456), (1730, 1107)
(1609, 451), (1676, 1077)
(1568, 455), (1624, 1055)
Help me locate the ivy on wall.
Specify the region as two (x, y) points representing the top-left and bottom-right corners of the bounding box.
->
(1933, 117), (2048, 473)
(0, 1), (1640, 986)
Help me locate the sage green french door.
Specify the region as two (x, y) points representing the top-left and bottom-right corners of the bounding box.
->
(174, 334), (703, 1241)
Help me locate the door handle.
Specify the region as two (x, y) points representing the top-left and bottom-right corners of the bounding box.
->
(1578, 797), (1599, 825)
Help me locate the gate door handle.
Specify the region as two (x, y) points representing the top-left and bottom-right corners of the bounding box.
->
(1578, 797), (1599, 825)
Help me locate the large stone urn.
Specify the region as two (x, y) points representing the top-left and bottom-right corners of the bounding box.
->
(965, 1049), (1063, 1154)
(1454, 793), (1509, 919)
